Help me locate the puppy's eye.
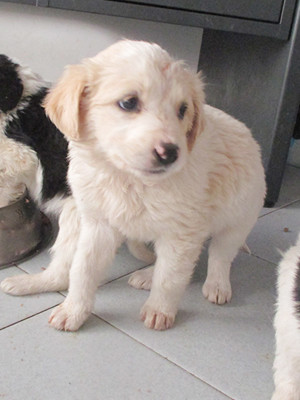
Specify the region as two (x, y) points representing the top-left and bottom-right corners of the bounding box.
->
(178, 102), (188, 120)
(118, 96), (139, 112)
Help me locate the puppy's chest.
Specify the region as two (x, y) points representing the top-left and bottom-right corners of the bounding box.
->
(89, 179), (175, 239)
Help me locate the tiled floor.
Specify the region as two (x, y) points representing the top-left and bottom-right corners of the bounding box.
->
(1, 165), (299, 400)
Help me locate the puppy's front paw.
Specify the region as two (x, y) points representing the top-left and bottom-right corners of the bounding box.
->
(1, 275), (31, 295)
(128, 266), (153, 290)
(202, 279), (232, 305)
(140, 302), (175, 330)
(48, 301), (90, 331)
(272, 385), (299, 400)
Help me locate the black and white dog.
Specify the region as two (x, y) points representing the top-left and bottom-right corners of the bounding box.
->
(273, 233), (300, 400)
(0, 54), (69, 211)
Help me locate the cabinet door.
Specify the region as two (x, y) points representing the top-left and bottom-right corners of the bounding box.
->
(118, 0), (283, 22)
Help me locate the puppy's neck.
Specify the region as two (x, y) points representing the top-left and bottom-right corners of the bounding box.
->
(69, 139), (152, 192)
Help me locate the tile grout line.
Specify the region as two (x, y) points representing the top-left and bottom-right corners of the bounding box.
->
(92, 313), (234, 400)
(246, 252), (278, 266)
(1, 300), (233, 398)
(259, 198), (300, 218)
(100, 263), (151, 286)
(0, 303), (62, 331)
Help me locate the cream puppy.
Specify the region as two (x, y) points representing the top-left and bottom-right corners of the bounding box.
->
(1, 40), (266, 331)
(272, 234), (300, 400)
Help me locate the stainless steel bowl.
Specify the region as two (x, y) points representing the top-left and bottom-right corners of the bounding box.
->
(0, 189), (52, 267)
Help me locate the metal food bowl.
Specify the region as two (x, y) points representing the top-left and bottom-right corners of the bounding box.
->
(0, 189), (52, 267)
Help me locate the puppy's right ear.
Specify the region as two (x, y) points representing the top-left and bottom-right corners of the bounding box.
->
(43, 64), (87, 140)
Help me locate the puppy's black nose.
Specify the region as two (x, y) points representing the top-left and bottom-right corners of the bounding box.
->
(153, 142), (179, 166)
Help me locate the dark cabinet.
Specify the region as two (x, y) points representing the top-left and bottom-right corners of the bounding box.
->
(2, 0), (295, 39)
(118, 0), (284, 23)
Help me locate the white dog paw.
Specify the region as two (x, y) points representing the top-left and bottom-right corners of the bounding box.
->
(202, 279), (232, 305)
(128, 266), (154, 290)
(272, 385), (299, 400)
(1, 275), (31, 295)
(271, 393), (283, 400)
(140, 303), (175, 330)
(48, 301), (90, 331)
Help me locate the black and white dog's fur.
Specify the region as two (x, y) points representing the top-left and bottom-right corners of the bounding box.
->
(0, 54), (69, 211)
(273, 233), (300, 400)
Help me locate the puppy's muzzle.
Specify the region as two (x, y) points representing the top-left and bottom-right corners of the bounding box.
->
(153, 142), (179, 166)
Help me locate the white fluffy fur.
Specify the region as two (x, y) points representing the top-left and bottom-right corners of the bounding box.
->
(0, 131), (40, 207)
(272, 234), (300, 400)
(1, 40), (266, 332)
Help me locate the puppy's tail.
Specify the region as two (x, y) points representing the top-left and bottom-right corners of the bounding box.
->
(241, 243), (251, 255)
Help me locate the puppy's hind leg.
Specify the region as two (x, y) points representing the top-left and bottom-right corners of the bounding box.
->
(127, 240), (156, 264)
(127, 240), (156, 290)
(1, 197), (79, 295)
(128, 266), (154, 290)
(203, 224), (252, 304)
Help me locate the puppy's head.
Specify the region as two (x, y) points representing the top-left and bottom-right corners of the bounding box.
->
(44, 40), (205, 180)
(0, 54), (46, 114)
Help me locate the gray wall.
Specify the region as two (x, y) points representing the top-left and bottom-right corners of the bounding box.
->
(0, 2), (203, 82)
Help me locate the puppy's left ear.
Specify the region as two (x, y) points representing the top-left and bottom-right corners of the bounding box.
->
(186, 72), (205, 152)
(43, 64), (88, 141)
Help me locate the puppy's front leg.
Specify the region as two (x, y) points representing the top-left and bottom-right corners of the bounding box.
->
(49, 218), (122, 331)
(141, 237), (202, 330)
